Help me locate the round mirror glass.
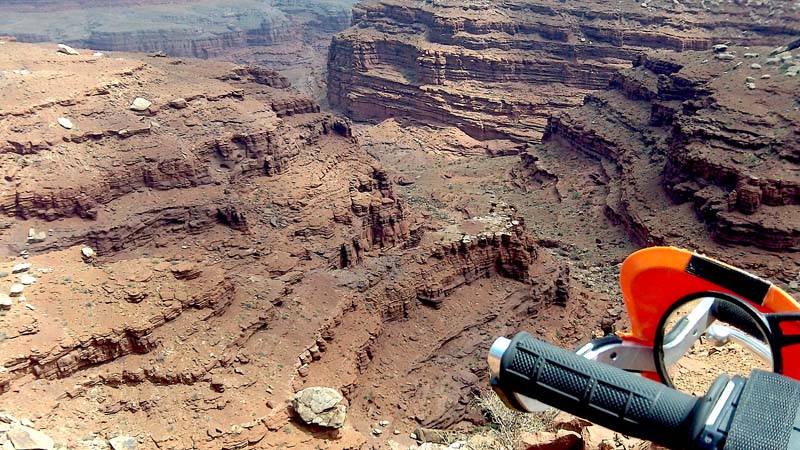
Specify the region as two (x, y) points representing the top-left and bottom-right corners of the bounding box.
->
(656, 296), (773, 395)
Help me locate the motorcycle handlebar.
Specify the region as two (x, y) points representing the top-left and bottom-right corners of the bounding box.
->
(489, 332), (800, 450)
(491, 332), (700, 448)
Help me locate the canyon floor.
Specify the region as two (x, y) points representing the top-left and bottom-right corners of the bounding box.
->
(0, 42), (625, 450)
(1, 1), (799, 449)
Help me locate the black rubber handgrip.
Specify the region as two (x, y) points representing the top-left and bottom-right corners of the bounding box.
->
(711, 300), (766, 341)
(724, 370), (800, 450)
(500, 332), (700, 449)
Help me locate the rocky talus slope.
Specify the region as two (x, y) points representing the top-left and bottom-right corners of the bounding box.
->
(328, 0), (800, 143)
(516, 45), (799, 275)
(0, 42), (608, 449)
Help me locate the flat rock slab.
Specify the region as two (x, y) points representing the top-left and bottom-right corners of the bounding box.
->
(57, 117), (73, 130)
(109, 436), (137, 450)
(9, 284), (24, 296)
(57, 43), (79, 56)
(12, 263), (31, 274)
(8, 424), (55, 450)
(0, 293), (11, 309)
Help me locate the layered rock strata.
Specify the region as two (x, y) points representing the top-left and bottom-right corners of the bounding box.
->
(0, 0), (358, 102)
(0, 42), (410, 449)
(0, 0), (355, 59)
(329, 0), (800, 143)
(519, 46), (799, 253)
(0, 42), (610, 450)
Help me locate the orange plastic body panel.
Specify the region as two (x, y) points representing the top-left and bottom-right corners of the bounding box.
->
(619, 246), (800, 379)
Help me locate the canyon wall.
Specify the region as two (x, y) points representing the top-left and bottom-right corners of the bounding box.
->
(0, 0), (356, 59)
(0, 0), (358, 102)
(328, 0), (800, 142)
(0, 42), (602, 449)
(518, 47), (799, 254)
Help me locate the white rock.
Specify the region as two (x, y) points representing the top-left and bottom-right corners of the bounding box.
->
(743, 52), (760, 58)
(8, 424), (54, 450)
(750, 63), (762, 69)
(712, 44), (728, 53)
(12, 263), (31, 274)
(746, 82), (756, 90)
(93, 52), (105, 57)
(57, 117), (73, 130)
(292, 387), (347, 429)
(108, 436), (137, 450)
(130, 97), (152, 112)
(9, 284), (24, 297)
(24, 304), (34, 311)
(372, 429), (383, 436)
(81, 247), (96, 261)
(57, 44), (80, 56)
(27, 229), (47, 243)
(379, 420), (390, 427)
(20, 275), (35, 285)
(0, 294), (11, 310)
(761, 74), (771, 79)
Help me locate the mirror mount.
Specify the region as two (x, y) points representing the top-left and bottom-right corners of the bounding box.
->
(654, 291), (778, 389)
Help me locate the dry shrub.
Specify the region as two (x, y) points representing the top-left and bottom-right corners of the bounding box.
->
(472, 390), (556, 450)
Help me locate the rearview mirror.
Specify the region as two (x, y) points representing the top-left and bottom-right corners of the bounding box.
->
(654, 294), (774, 395)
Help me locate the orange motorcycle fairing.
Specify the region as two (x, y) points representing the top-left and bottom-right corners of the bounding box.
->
(618, 246), (800, 379)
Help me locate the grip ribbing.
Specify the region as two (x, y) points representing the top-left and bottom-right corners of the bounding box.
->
(724, 370), (800, 450)
(500, 332), (699, 449)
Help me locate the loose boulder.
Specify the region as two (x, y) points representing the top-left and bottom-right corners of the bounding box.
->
(130, 97), (152, 112)
(56, 118), (73, 130)
(292, 387), (347, 429)
(9, 284), (24, 297)
(108, 436), (137, 450)
(56, 44), (79, 56)
(81, 247), (96, 262)
(0, 294), (11, 310)
(12, 263), (31, 274)
(8, 424), (55, 450)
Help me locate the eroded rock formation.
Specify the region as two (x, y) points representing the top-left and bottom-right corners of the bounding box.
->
(329, 0), (800, 143)
(0, 42), (606, 450)
(0, 0), (358, 101)
(520, 46), (799, 253)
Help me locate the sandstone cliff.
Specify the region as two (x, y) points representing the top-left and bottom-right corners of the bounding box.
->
(517, 46), (799, 254)
(328, 0), (800, 143)
(0, 42), (606, 450)
(0, 0), (356, 58)
(0, 0), (358, 102)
